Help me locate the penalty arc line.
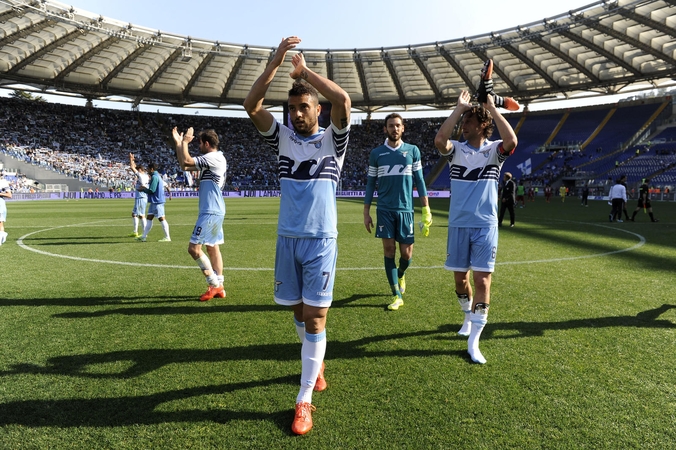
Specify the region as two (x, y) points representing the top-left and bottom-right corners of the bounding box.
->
(15, 221), (645, 271)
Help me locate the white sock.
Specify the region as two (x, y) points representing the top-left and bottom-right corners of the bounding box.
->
(457, 293), (472, 336)
(468, 305), (489, 364)
(133, 216), (139, 233)
(0, 231), (6, 245)
(195, 254), (218, 286)
(294, 317), (305, 343)
(296, 330), (326, 404)
(141, 217), (147, 230)
(141, 221), (153, 238)
(160, 220), (170, 239)
(217, 275), (224, 286)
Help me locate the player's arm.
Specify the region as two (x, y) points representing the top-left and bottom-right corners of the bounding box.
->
(243, 37), (301, 132)
(129, 153), (138, 174)
(363, 155), (377, 233)
(172, 126), (197, 170)
(484, 95), (517, 154)
(290, 52), (351, 129)
(435, 90), (471, 155)
(0, 187), (11, 199)
(141, 175), (159, 194)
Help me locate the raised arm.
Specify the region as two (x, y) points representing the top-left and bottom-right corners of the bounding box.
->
(434, 90), (472, 155)
(129, 153), (138, 174)
(484, 95), (517, 152)
(290, 52), (351, 129)
(172, 126), (197, 170)
(243, 36), (301, 132)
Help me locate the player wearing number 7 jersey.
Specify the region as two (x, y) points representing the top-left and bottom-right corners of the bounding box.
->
(244, 36), (351, 435)
(172, 127), (228, 301)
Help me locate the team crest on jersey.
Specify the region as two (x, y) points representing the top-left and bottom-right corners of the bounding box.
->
(313, 141), (322, 149)
(402, 152), (408, 158)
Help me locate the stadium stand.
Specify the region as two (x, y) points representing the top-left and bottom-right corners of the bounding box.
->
(0, 94), (674, 194)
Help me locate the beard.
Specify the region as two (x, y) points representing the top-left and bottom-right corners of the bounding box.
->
(386, 132), (401, 142)
(294, 117), (316, 135)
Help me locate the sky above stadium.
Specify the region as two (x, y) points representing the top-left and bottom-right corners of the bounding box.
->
(67, 0), (594, 49)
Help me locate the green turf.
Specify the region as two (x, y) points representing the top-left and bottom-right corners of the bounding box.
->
(1, 196), (675, 449)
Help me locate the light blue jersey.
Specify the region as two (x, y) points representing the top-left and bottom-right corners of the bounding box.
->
(193, 151), (227, 215)
(260, 121), (350, 239)
(446, 139), (509, 228)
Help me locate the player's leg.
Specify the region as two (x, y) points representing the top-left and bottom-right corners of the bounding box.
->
(446, 227), (473, 335)
(155, 204), (170, 241)
(376, 210), (403, 309)
(396, 211), (415, 297)
(466, 227), (498, 364)
(138, 206), (155, 241)
(290, 238), (335, 435)
(647, 201), (658, 222)
(0, 204), (7, 245)
(398, 242), (413, 295)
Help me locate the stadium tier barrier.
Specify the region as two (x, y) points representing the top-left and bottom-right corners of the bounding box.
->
(6, 190), (453, 201)
(6, 190), (676, 202)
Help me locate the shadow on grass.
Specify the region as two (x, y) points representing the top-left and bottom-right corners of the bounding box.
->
(480, 303), (676, 339)
(0, 374), (298, 429)
(10, 303), (672, 381)
(49, 293), (391, 318)
(0, 305), (672, 428)
(0, 296), (197, 307)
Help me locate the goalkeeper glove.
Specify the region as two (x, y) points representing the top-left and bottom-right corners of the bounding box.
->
(420, 206), (433, 237)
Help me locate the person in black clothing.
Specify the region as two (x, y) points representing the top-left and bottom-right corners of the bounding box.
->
(619, 175), (631, 220)
(630, 178), (659, 222)
(498, 172), (516, 227)
(581, 183), (589, 206)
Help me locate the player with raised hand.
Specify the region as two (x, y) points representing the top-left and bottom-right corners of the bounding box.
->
(434, 89), (517, 364)
(0, 174), (11, 245)
(128, 153), (149, 238)
(172, 126), (227, 301)
(364, 113), (431, 311)
(244, 36), (351, 435)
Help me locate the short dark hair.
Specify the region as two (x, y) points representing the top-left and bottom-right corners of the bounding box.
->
(464, 106), (494, 138)
(199, 129), (219, 149)
(147, 162), (158, 172)
(384, 113), (404, 125)
(288, 79), (319, 103)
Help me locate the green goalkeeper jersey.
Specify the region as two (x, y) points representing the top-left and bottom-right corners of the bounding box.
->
(364, 141), (428, 212)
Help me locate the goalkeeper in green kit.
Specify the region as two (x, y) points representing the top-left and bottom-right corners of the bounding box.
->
(364, 113), (432, 311)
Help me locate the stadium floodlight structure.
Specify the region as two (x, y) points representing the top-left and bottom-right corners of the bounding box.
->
(0, 0), (674, 113)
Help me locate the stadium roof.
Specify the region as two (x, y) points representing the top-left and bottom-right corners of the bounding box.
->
(0, 0), (675, 113)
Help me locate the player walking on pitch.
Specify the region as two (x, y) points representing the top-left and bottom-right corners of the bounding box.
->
(136, 162), (171, 242)
(244, 36), (351, 435)
(363, 113), (432, 311)
(172, 127), (227, 301)
(128, 153), (149, 238)
(434, 60), (517, 364)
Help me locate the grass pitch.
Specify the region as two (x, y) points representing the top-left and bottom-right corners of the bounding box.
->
(0, 196), (675, 449)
